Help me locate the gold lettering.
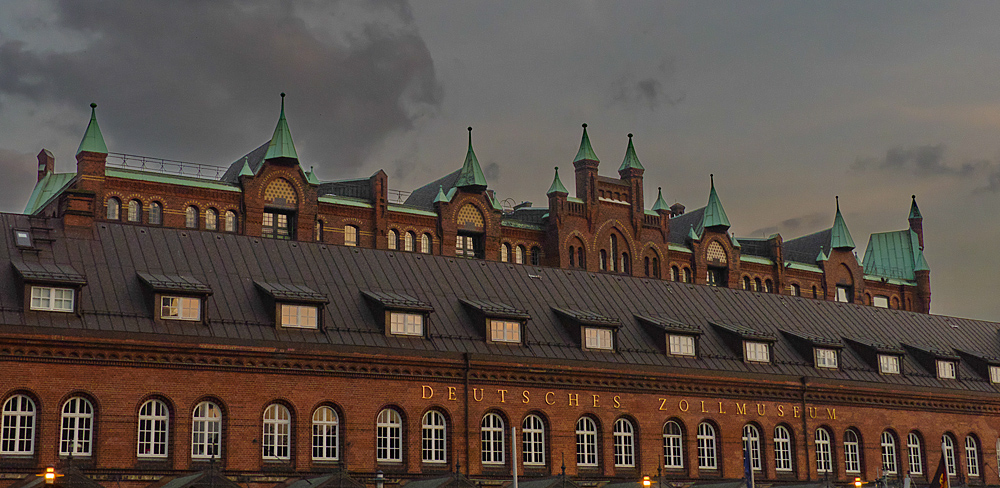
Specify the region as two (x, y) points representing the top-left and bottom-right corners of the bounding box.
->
(777, 405), (784, 417)
(498, 390), (507, 403)
(474, 388), (485, 402)
(659, 398), (669, 411)
(545, 392), (555, 405)
(448, 387), (457, 401)
(613, 396), (621, 409)
(592, 395), (600, 407)
(757, 404), (766, 416)
(568, 393), (579, 406)
(522, 390), (530, 404)
(826, 408), (836, 420)
(422, 385), (434, 399)
(735, 403), (746, 415)
(718, 401), (726, 414)
(679, 399), (690, 412)
(808, 407), (817, 419)
(793, 406), (800, 418)
(701, 400), (708, 413)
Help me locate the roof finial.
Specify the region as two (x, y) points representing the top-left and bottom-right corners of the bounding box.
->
(628, 133), (633, 138)
(710, 173), (715, 186)
(90, 102), (97, 109)
(836, 195), (840, 211)
(582, 123), (587, 128)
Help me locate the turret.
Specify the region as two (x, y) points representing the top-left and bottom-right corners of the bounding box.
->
(455, 127), (487, 192)
(37, 149), (54, 183)
(829, 196), (856, 251)
(572, 124), (600, 224)
(908, 195), (924, 250)
(75, 103), (108, 194)
(618, 133), (645, 232)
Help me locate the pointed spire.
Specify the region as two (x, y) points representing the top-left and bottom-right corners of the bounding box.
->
(914, 248), (930, 271)
(651, 187), (669, 212)
(908, 194), (922, 220)
(546, 167), (568, 196)
(238, 156), (254, 177)
(701, 174), (731, 230)
(433, 185), (448, 204)
(817, 246), (829, 262)
(455, 127), (488, 189)
(618, 133), (644, 172)
(687, 225), (700, 241)
(830, 196), (856, 250)
(76, 103), (108, 155)
(264, 93), (298, 160)
(573, 123), (599, 163)
(305, 166), (320, 184)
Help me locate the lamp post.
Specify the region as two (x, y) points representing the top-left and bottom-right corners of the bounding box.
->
(40, 467), (63, 485)
(642, 476), (652, 488)
(375, 470), (385, 488)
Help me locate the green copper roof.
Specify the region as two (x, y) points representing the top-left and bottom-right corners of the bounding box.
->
(76, 103), (108, 155)
(830, 196), (856, 250)
(816, 248), (828, 262)
(546, 167), (568, 195)
(455, 127), (488, 188)
(305, 166), (320, 185)
(914, 248), (930, 272)
(909, 195), (922, 220)
(573, 123), (599, 163)
(24, 172), (76, 215)
(687, 225), (700, 241)
(862, 228), (929, 280)
(730, 233), (742, 249)
(264, 93), (298, 160)
(238, 157), (254, 177)
(433, 185), (448, 204)
(651, 187), (669, 212)
(701, 175), (731, 230)
(618, 133), (644, 172)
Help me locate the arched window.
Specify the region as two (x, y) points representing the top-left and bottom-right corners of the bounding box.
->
(501, 243), (511, 262)
(106, 197), (121, 220)
(569, 246), (576, 267)
(314, 220), (323, 241)
(522, 414), (546, 466)
(421, 234), (431, 254)
(844, 429), (861, 473)
(754, 278), (762, 292)
(224, 210), (237, 232)
(774, 425), (792, 472)
(149, 202), (163, 225)
(881, 431), (898, 474)
(576, 417), (598, 467)
(697, 422), (717, 470)
(312, 406), (339, 461)
(613, 418), (635, 467)
(191, 401), (221, 459)
(205, 208), (218, 231)
(907, 432), (924, 475)
(663, 421), (683, 469)
(943, 434), (957, 476)
(404, 232), (415, 252)
(1, 395), (35, 455)
(481, 413), (505, 465)
(966, 436), (980, 477)
(671, 266), (679, 281)
(683, 268), (692, 283)
(128, 200), (142, 222)
(185, 206), (198, 229)
(60, 397), (93, 457)
(376, 408), (402, 462)
(743, 424), (762, 472)
(743, 276), (751, 290)
(610, 235), (619, 271)
(515, 245), (525, 264)
(600, 250), (608, 271)
(815, 428), (832, 474)
(531, 247), (541, 266)
(620, 253), (629, 274)
(577, 247), (585, 268)
(421, 410), (446, 464)
(137, 399), (169, 458)
(764, 279), (774, 293)
(652, 257), (660, 278)
(791, 284), (801, 296)
(812, 285), (818, 298)
(645, 257), (651, 277)
(262, 404), (290, 460)
(345, 225), (358, 247)
(387, 230), (397, 250)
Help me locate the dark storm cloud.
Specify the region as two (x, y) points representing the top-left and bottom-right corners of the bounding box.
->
(851, 144), (986, 177)
(0, 148), (37, 211)
(0, 0), (441, 175)
(976, 167), (1000, 193)
(610, 58), (684, 111)
(749, 212), (828, 239)
(483, 161), (500, 182)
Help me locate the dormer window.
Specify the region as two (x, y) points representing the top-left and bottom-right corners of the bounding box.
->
(990, 366), (1000, 384)
(363, 291), (433, 338)
(553, 307), (620, 352)
(836, 285), (852, 303)
(936, 360), (957, 379)
(461, 299), (530, 345)
(281, 304), (318, 329)
(13, 229), (32, 248)
(255, 281), (328, 330)
(489, 319), (521, 343)
(879, 354), (901, 374)
(15, 262), (87, 314)
(585, 327), (614, 350)
(815, 348), (838, 369)
(636, 315), (702, 358)
(161, 296), (201, 321)
(744, 341), (770, 363)
(30, 286), (75, 312)
(389, 312), (423, 336)
(669, 334), (696, 356)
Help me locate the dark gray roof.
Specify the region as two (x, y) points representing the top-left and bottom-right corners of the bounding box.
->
(138, 272), (212, 294)
(404, 170), (461, 210)
(783, 228), (832, 264)
(318, 178), (372, 200)
(255, 281), (328, 303)
(13, 260), (86, 285)
(402, 475), (475, 488)
(506, 207), (548, 226)
(2, 213), (1000, 394)
(220, 141), (269, 184)
(735, 238), (772, 258)
(668, 207), (705, 245)
(281, 472), (365, 488)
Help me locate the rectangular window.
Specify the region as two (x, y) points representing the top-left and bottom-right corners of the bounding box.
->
(668, 334), (696, 356)
(744, 341), (770, 362)
(879, 354), (900, 374)
(280, 304), (318, 329)
(344, 226), (358, 246)
(160, 296), (201, 321)
(706, 268), (723, 287)
(584, 327), (613, 350)
(30, 286), (74, 312)
(836, 285), (852, 303)
(389, 312), (423, 336)
(815, 348), (838, 368)
(489, 319), (521, 343)
(990, 365), (1000, 384)
(456, 233), (483, 259)
(937, 360), (956, 379)
(873, 295), (889, 308)
(262, 211), (292, 240)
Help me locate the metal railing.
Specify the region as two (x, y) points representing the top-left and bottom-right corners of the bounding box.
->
(106, 152), (228, 180)
(387, 189), (411, 204)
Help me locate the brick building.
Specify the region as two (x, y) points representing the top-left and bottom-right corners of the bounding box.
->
(2, 99), (986, 488)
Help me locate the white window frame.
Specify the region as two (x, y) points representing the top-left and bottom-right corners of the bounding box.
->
(937, 360), (956, 379)
(387, 230), (397, 250)
(312, 406), (339, 461)
(160, 296), (201, 321)
(421, 410), (446, 464)
(815, 428), (832, 473)
(481, 413), (505, 465)
(128, 200), (141, 222)
(421, 234), (431, 254)
(404, 232), (414, 252)
(663, 421), (683, 469)
(489, 319), (522, 343)
(185, 206), (198, 229)
(576, 417), (598, 467)
(873, 295), (889, 308)
(224, 210), (236, 232)
(191, 401), (221, 460)
(205, 208), (218, 231)
(815, 348), (838, 369)
(280, 304), (319, 329)
(697, 422), (717, 470)
(613, 418), (635, 468)
(668, 334), (696, 356)
(262, 404), (290, 460)
(907, 432), (923, 475)
(60, 397), (93, 457)
(844, 429), (861, 474)
(584, 327), (613, 351)
(744, 341), (770, 363)
(1, 395), (35, 455)
(879, 354), (900, 374)
(881, 431), (898, 475)
(943, 435), (957, 476)
(30, 286), (75, 312)
(990, 365), (1000, 384)
(743, 424), (762, 472)
(137, 399), (169, 458)
(836, 285), (851, 303)
(389, 312), (423, 336)
(376, 408), (402, 462)
(774, 425), (792, 472)
(522, 415), (546, 466)
(966, 436), (980, 477)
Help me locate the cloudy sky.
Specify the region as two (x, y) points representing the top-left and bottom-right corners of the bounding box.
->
(1, 1), (998, 320)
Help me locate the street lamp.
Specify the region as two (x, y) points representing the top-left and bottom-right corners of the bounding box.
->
(40, 467), (62, 485)
(375, 470), (385, 488)
(642, 476), (652, 488)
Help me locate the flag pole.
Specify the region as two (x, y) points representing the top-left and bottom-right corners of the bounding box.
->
(512, 426), (518, 488)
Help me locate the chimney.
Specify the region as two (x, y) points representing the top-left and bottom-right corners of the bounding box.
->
(37, 149), (55, 182)
(670, 202), (685, 217)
